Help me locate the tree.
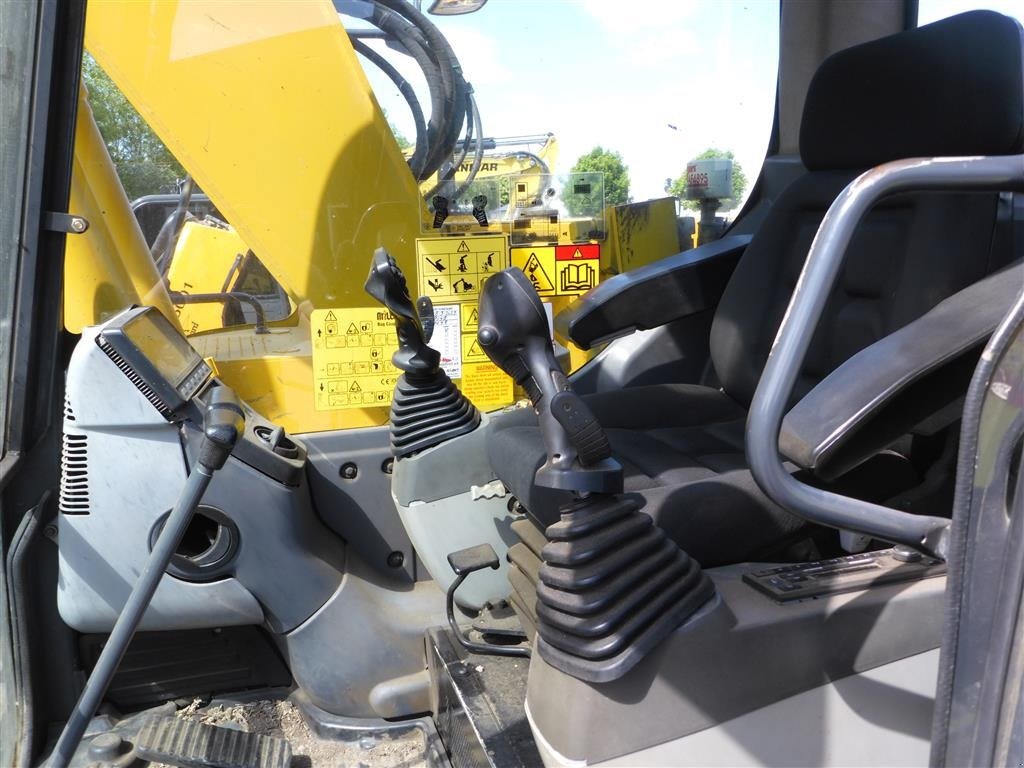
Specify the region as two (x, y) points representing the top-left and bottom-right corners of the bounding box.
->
(82, 55), (187, 201)
(567, 147), (630, 214)
(668, 148), (748, 211)
(383, 109), (412, 151)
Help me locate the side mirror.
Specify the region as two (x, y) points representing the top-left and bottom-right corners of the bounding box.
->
(427, 0), (488, 15)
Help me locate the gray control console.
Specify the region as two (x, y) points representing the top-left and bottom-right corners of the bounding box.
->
(58, 307), (344, 633)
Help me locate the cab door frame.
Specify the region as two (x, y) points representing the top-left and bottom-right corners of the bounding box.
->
(0, 1), (86, 764)
(930, 290), (1024, 767)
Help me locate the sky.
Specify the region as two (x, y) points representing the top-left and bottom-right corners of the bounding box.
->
(354, 0), (1024, 207)
(354, 0), (780, 206)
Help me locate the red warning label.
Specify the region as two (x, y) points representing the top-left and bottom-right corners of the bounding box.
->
(555, 243), (600, 261)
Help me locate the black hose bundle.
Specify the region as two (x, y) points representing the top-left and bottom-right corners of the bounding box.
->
(339, 0), (484, 191)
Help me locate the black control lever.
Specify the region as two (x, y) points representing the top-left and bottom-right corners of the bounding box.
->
(364, 247), (479, 457)
(364, 247), (440, 378)
(477, 269), (713, 684)
(477, 268), (621, 493)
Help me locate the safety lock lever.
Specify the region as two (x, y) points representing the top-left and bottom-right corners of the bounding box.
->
(446, 544), (530, 658)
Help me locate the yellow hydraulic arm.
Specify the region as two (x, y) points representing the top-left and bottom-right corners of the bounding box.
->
(79, 0), (424, 311)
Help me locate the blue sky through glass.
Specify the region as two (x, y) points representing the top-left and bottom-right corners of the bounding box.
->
(357, 0), (1024, 207)
(358, 0), (780, 206)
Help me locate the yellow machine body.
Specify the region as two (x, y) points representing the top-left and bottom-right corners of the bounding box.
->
(64, 89), (180, 334)
(414, 134), (560, 199)
(165, 222), (250, 335)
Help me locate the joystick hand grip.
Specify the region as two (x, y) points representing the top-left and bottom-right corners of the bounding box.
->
(364, 247), (440, 376)
(477, 268), (567, 409)
(478, 269), (621, 493)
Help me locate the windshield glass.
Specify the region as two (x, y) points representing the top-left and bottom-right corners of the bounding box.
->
(65, 0), (778, 434)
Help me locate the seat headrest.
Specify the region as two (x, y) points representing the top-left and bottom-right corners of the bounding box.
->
(800, 11), (1024, 171)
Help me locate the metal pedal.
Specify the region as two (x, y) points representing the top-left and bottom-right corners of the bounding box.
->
(135, 716), (292, 768)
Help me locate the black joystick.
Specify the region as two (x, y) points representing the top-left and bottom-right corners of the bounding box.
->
(477, 268), (622, 494)
(477, 268), (714, 683)
(364, 248), (479, 457)
(365, 248), (440, 378)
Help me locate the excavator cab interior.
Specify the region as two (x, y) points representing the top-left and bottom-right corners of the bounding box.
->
(1, 1), (1023, 767)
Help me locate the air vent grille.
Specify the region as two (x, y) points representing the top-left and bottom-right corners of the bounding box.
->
(59, 432), (90, 514)
(63, 392), (76, 421)
(98, 341), (173, 418)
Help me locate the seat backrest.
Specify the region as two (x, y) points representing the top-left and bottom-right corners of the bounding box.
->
(709, 11), (1024, 408)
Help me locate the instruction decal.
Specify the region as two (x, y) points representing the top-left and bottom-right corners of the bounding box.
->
(461, 334), (490, 363)
(554, 243), (600, 296)
(461, 306), (479, 333)
(416, 234), (509, 303)
(311, 308), (399, 411)
(429, 303), (462, 380)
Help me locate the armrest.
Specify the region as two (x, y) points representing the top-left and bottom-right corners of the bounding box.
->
(780, 263), (1023, 480)
(554, 235), (751, 350)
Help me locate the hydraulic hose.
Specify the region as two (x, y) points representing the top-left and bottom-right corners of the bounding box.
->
(351, 38), (429, 178)
(340, 0), (478, 189)
(452, 92), (485, 199)
(367, 7), (447, 177)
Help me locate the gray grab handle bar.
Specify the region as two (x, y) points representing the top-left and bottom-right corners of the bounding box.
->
(746, 154), (1024, 560)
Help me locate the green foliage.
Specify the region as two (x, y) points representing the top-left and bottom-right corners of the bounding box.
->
(668, 148), (748, 211)
(82, 55), (187, 201)
(567, 147), (630, 215)
(383, 109), (412, 151)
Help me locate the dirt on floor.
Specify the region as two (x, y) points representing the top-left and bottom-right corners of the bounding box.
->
(169, 698), (431, 768)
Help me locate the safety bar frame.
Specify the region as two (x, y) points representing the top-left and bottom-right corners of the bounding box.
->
(746, 154), (1024, 560)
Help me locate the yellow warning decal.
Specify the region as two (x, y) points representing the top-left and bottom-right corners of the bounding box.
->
(461, 361), (514, 410)
(311, 308), (399, 411)
(461, 306), (479, 333)
(461, 333), (490, 363)
(416, 234), (509, 303)
(510, 246), (556, 297)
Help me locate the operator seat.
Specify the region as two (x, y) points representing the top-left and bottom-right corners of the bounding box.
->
(488, 11), (1024, 567)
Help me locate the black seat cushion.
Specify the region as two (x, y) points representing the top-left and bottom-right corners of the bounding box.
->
(489, 384), (812, 567)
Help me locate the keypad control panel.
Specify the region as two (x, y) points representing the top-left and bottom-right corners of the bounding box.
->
(743, 548), (946, 602)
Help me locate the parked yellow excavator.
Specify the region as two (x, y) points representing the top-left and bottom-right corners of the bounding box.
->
(2, 1), (1023, 767)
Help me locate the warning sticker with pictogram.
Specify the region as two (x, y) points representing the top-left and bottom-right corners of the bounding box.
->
(554, 243), (601, 296)
(461, 306), (479, 333)
(311, 308), (399, 411)
(416, 234), (509, 303)
(510, 246), (556, 296)
(461, 333), (490, 363)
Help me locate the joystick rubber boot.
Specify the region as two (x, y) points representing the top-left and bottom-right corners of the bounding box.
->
(478, 268), (715, 682)
(365, 247), (479, 457)
(534, 494), (715, 682)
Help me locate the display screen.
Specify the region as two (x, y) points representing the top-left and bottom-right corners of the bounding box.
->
(122, 311), (202, 388)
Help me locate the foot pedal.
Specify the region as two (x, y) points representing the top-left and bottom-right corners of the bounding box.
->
(135, 716), (292, 768)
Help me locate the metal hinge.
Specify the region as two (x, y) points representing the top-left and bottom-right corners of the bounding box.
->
(44, 211), (89, 234)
